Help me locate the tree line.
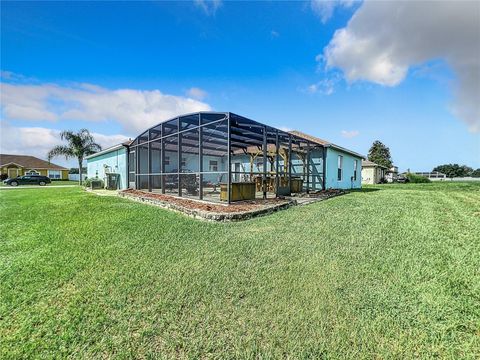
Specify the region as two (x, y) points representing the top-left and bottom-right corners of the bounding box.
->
(367, 141), (479, 178)
(432, 164), (480, 178)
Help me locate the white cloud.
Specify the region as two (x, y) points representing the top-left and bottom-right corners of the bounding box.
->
(186, 87), (208, 100)
(194, 0), (222, 16)
(0, 122), (128, 166)
(306, 76), (338, 95)
(322, 0), (480, 132)
(0, 71), (38, 84)
(311, 0), (355, 23)
(271, 30), (280, 38)
(1, 80), (211, 133)
(341, 130), (359, 138)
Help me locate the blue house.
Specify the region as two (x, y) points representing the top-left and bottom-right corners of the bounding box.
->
(86, 112), (364, 202)
(289, 130), (363, 190)
(86, 142), (130, 190)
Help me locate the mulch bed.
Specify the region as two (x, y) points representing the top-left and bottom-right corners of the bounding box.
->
(119, 189), (295, 221)
(122, 189), (289, 213)
(117, 188), (347, 221)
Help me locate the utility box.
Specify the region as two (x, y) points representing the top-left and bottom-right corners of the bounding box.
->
(105, 173), (120, 190)
(220, 182), (256, 201)
(91, 179), (103, 190)
(290, 178), (304, 193)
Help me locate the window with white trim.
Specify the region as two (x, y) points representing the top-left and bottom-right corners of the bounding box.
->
(337, 155), (343, 181)
(26, 170), (40, 175)
(48, 170), (61, 179)
(209, 160), (218, 172)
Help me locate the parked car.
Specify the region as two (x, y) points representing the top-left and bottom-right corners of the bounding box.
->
(396, 174), (408, 183)
(4, 175), (51, 186)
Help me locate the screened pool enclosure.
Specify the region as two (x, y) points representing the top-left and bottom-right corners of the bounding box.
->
(128, 112), (326, 203)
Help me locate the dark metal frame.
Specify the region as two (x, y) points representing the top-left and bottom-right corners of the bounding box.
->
(128, 111), (325, 204)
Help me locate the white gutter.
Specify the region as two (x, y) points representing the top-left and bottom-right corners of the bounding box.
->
(85, 143), (127, 160)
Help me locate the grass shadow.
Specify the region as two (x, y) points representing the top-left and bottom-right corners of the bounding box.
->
(349, 188), (382, 193)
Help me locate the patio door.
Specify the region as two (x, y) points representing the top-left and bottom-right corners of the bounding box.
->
(128, 150), (136, 188)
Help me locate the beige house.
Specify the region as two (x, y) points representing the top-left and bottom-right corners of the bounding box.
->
(361, 160), (388, 184)
(0, 154), (69, 180)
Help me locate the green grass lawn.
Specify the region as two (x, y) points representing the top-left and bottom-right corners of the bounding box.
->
(1, 183), (479, 358)
(49, 180), (80, 186)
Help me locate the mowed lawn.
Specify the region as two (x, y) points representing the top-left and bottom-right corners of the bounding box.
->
(1, 183), (479, 358)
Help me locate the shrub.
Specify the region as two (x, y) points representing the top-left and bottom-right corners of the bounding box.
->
(406, 173), (431, 183)
(0, 174), (7, 181)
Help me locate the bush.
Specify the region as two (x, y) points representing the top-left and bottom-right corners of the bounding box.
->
(0, 174), (7, 181)
(406, 173), (431, 183)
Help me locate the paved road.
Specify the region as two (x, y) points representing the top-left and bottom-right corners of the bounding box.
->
(0, 185), (78, 190)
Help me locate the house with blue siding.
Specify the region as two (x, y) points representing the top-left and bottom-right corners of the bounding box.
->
(289, 131), (363, 190)
(86, 112), (364, 198)
(86, 142), (130, 189)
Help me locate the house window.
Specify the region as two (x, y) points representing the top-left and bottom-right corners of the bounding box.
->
(26, 170), (40, 175)
(209, 160), (218, 172)
(164, 156), (170, 166)
(181, 158), (186, 167)
(337, 155), (343, 181)
(354, 160), (358, 181)
(48, 170), (61, 179)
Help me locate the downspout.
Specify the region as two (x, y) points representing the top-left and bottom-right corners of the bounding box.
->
(322, 146), (327, 190)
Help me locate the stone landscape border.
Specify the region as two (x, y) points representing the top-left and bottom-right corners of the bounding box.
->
(118, 191), (297, 222)
(111, 189), (349, 222)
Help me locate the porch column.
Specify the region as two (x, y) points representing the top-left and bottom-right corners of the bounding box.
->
(262, 126), (267, 199)
(275, 130), (279, 197)
(227, 113), (231, 204)
(322, 146), (327, 190)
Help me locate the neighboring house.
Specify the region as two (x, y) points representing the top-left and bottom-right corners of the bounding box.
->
(289, 131), (364, 190)
(362, 160), (388, 184)
(0, 154), (69, 180)
(85, 142), (131, 190)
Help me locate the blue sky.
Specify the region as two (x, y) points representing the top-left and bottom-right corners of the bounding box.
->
(1, 1), (479, 170)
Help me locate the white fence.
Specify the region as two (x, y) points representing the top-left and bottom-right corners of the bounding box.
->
(68, 174), (88, 181)
(430, 177), (480, 182)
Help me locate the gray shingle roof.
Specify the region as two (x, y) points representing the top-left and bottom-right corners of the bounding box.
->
(289, 130), (365, 158)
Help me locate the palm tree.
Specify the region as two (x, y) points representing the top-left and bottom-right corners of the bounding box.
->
(48, 129), (101, 185)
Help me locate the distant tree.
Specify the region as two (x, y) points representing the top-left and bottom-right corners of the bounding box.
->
(432, 164), (473, 178)
(69, 167), (87, 174)
(471, 169), (480, 178)
(367, 141), (393, 169)
(48, 129), (101, 185)
(462, 165), (474, 176)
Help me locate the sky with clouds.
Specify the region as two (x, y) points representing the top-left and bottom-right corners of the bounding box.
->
(1, 0), (479, 170)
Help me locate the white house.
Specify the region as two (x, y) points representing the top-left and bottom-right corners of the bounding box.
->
(361, 160), (388, 184)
